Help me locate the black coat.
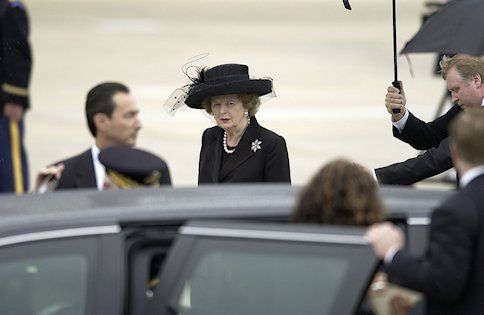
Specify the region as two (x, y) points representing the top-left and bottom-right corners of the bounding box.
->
(386, 174), (484, 314)
(376, 106), (461, 185)
(54, 148), (171, 190)
(0, 0), (31, 111)
(54, 149), (97, 190)
(198, 117), (291, 184)
(375, 137), (452, 185)
(393, 105), (461, 150)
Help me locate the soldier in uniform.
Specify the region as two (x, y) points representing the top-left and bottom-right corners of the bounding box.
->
(0, 0), (32, 194)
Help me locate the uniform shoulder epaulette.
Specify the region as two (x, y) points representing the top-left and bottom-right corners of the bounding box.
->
(7, 0), (25, 9)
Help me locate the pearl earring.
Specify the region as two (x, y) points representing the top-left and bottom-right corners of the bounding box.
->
(244, 111), (250, 125)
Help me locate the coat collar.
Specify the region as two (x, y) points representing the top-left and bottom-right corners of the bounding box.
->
(459, 165), (484, 188)
(75, 149), (98, 188)
(218, 117), (262, 181)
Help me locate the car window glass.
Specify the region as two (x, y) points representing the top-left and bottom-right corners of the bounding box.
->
(177, 249), (349, 315)
(0, 254), (88, 315)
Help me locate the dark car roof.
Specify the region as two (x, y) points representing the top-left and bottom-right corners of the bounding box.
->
(0, 185), (452, 237)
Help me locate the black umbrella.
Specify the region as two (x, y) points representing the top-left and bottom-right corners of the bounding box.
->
(401, 0), (484, 56)
(342, 0), (402, 113)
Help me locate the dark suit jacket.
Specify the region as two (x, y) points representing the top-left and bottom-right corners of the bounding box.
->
(375, 137), (453, 185)
(54, 148), (172, 190)
(378, 106), (461, 185)
(55, 149), (97, 190)
(198, 117), (291, 184)
(393, 105), (461, 150)
(386, 174), (484, 314)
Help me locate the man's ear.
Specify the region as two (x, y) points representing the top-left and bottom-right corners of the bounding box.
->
(450, 142), (460, 167)
(93, 113), (109, 133)
(472, 74), (482, 87)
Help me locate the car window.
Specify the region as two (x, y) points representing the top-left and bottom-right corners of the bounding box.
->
(178, 248), (350, 315)
(152, 223), (377, 315)
(0, 254), (88, 315)
(0, 237), (97, 315)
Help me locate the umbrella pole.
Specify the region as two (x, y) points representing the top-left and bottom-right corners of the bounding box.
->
(391, 0), (401, 113)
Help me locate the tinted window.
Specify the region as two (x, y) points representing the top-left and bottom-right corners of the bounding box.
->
(0, 255), (88, 315)
(178, 249), (349, 315)
(0, 237), (97, 315)
(156, 234), (376, 315)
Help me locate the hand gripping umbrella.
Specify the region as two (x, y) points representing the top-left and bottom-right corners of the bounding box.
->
(401, 0), (484, 56)
(342, 0), (402, 113)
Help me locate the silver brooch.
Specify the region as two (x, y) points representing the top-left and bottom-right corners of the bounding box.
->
(251, 139), (262, 152)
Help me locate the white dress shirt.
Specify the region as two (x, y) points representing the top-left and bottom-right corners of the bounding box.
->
(392, 108), (410, 133)
(459, 165), (484, 188)
(91, 145), (106, 190)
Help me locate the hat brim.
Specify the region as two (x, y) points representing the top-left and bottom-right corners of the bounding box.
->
(99, 147), (165, 183)
(185, 79), (272, 109)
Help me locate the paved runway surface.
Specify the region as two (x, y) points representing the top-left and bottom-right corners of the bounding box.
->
(25, 0), (451, 187)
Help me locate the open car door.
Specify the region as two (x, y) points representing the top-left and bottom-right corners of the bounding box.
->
(148, 221), (379, 315)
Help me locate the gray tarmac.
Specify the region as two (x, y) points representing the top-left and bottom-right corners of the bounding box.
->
(25, 0), (451, 187)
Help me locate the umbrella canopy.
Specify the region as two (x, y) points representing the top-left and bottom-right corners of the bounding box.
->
(401, 0), (484, 56)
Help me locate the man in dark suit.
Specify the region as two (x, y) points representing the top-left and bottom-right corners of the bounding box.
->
(386, 83), (460, 150)
(367, 109), (484, 314)
(53, 82), (142, 190)
(35, 82), (170, 192)
(0, 0), (32, 194)
(375, 54), (483, 185)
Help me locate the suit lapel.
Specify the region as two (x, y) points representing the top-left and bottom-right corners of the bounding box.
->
(219, 117), (261, 181)
(210, 129), (223, 182)
(75, 149), (97, 188)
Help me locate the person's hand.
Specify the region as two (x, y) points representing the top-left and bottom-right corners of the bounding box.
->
(367, 272), (417, 315)
(3, 103), (24, 122)
(390, 292), (415, 315)
(385, 82), (406, 122)
(367, 272), (388, 296)
(365, 222), (404, 260)
(34, 164), (65, 193)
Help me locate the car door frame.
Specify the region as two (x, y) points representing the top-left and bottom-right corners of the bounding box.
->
(145, 220), (380, 315)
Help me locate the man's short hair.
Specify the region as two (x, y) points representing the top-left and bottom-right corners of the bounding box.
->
(449, 109), (484, 166)
(85, 82), (130, 137)
(440, 54), (484, 81)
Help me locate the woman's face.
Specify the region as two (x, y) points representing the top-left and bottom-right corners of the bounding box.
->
(210, 94), (247, 132)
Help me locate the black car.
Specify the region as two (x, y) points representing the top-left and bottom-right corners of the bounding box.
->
(0, 185), (450, 315)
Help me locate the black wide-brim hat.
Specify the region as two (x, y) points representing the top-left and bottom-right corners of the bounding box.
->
(185, 64), (273, 109)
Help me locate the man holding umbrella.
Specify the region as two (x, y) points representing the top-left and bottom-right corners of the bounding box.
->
(340, 0), (483, 185)
(375, 54), (483, 185)
(382, 0), (484, 151)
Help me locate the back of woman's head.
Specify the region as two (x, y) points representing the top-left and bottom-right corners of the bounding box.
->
(292, 159), (384, 226)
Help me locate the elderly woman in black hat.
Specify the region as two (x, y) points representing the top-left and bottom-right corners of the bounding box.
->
(180, 63), (291, 184)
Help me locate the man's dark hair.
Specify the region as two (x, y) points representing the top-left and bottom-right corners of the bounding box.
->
(85, 82), (130, 137)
